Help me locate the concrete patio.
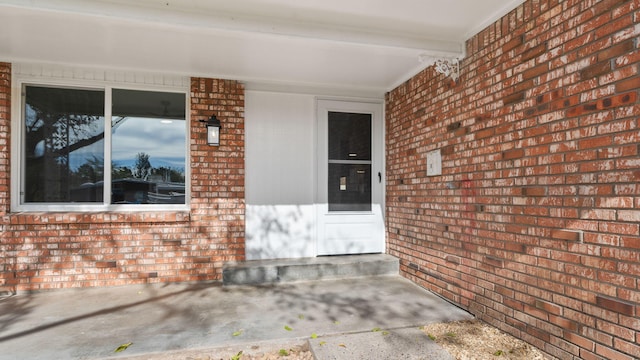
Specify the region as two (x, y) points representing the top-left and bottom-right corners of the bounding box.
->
(0, 275), (472, 359)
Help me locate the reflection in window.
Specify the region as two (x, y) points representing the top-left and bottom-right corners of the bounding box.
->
(111, 89), (186, 204)
(328, 164), (372, 211)
(24, 86), (105, 203)
(21, 85), (186, 206)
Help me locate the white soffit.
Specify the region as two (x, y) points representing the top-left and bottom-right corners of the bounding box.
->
(0, 0), (526, 96)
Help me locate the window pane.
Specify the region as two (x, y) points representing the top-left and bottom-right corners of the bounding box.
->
(24, 86), (105, 203)
(328, 112), (371, 161)
(328, 164), (372, 211)
(111, 89), (186, 204)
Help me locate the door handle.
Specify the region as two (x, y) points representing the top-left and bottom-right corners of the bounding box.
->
(378, 172), (382, 183)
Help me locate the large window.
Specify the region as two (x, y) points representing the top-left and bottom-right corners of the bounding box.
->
(20, 84), (187, 210)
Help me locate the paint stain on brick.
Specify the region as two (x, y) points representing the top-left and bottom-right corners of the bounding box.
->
(447, 122), (462, 131)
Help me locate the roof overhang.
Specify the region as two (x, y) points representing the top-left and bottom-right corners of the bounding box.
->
(0, 0), (525, 97)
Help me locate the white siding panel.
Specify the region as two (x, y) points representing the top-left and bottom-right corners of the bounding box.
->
(245, 91), (316, 259)
(245, 205), (316, 260)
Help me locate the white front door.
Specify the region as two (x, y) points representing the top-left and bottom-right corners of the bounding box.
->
(316, 99), (384, 256)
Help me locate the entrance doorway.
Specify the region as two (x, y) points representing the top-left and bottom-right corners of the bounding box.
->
(316, 100), (384, 255)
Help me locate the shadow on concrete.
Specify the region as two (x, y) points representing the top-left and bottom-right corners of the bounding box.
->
(0, 282), (219, 346)
(1, 274), (470, 360)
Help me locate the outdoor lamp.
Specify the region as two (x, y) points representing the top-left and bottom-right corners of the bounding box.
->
(202, 114), (222, 146)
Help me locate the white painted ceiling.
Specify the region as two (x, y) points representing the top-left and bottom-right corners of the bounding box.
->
(0, 0), (525, 97)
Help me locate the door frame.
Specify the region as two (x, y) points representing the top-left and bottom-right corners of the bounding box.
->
(315, 98), (385, 256)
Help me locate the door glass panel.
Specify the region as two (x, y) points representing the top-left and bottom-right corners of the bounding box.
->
(328, 163), (371, 211)
(328, 112), (371, 161)
(328, 111), (372, 212)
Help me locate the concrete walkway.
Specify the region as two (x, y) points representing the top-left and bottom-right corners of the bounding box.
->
(0, 276), (472, 359)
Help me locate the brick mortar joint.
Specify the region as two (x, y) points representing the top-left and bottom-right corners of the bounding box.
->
(4, 211), (193, 225)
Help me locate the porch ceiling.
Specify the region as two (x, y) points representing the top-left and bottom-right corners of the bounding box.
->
(0, 0), (525, 97)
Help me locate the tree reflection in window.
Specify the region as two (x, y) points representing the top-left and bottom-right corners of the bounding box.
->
(24, 86), (105, 202)
(110, 89), (186, 204)
(23, 86), (187, 205)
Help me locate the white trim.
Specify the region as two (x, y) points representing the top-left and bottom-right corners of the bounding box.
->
(463, 0), (527, 40)
(103, 85), (113, 206)
(13, 63), (190, 88)
(315, 98), (385, 256)
(10, 63), (191, 213)
(244, 80), (386, 100)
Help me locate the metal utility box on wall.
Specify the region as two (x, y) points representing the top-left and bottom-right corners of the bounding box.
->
(426, 149), (442, 176)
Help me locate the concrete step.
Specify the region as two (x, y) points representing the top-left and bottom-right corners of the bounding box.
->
(222, 254), (399, 285)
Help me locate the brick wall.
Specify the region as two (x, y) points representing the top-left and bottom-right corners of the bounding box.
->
(0, 70), (245, 291)
(386, 1), (639, 359)
(0, 63), (10, 291)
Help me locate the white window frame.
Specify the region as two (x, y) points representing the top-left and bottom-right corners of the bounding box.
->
(11, 71), (191, 213)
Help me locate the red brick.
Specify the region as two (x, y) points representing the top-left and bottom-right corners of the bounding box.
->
(503, 148), (525, 160)
(525, 325), (551, 342)
(534, 299), (562, 315)
(595, 12), (635, 40)
(580, 61), (612, 79)
(564, 332), (595, 352)
(595, 343), (636, 360)
(598, 39), (636, 62)
(522, 43), (548, 61)
(592, 0), (628, 17)
(615, 76), (640, 93)
(550, 229), (582, 241)
(475, 128), (495, 139)
(523, 63), (549, 80)
(600, 92), (637, 109)
(578, 135), (613, 149)
(95, 261), (117, 269)
(549, 315), (581, 332)
(613, 339), (640, 360)
(503, 35), (525, 53)
(483, 256), (504, 268)
(503, 91), (526, 105)
(618, 210), (640, 222)
(596, 295), (635, 316)
(522, 187), (546, 197)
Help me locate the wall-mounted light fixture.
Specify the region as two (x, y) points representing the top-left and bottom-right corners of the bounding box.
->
(201, 114), (222, 146)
